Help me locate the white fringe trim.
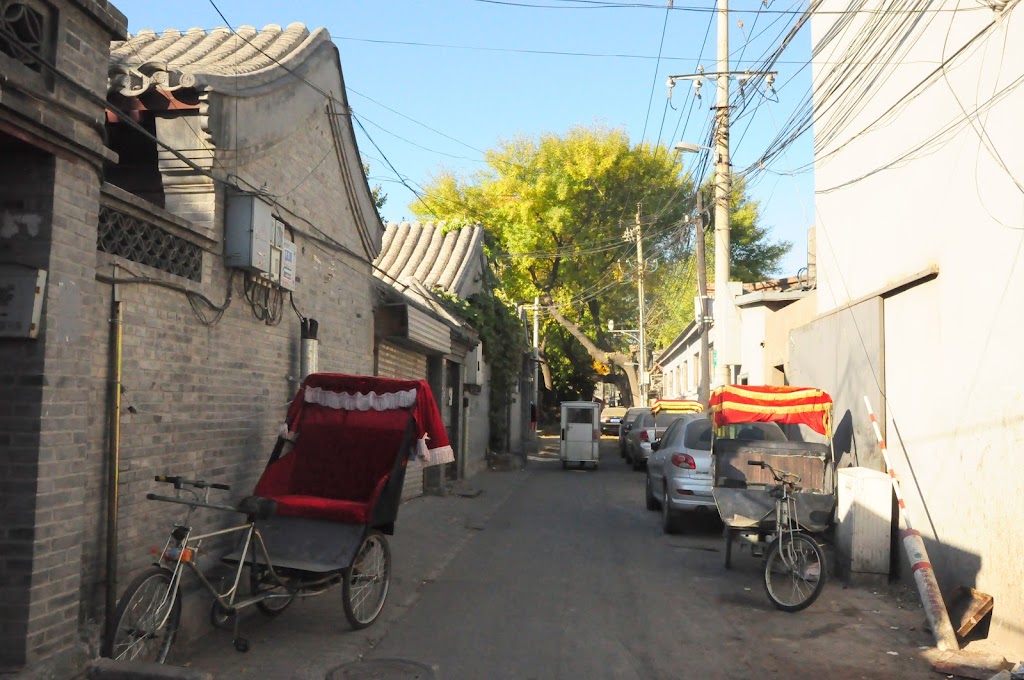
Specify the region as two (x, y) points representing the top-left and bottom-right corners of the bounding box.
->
(304, 386), (418, 411)
(418, 439), (455, 466)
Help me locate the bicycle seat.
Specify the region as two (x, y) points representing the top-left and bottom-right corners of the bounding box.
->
(237, 496), (278, 520)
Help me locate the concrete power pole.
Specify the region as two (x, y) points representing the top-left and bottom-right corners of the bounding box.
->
(533, 296), (540, 412)
(635, 203), (647, 405)
(713, 0), (732, 388)
(694, 191), (711, 406)
(668, 1), (775, 390)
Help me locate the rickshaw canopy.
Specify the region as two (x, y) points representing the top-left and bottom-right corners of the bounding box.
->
(709, 385), (833, 436)
(651, 399), (704, 415)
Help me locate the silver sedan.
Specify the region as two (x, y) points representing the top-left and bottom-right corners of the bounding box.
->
(645, 414), (717, 534)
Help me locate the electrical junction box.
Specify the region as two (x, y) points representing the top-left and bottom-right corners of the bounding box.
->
(224, 193), (276, 275)
(280, 239), (297, 291)
(0, 266), (47, 339)
(836, 467), (892, 583)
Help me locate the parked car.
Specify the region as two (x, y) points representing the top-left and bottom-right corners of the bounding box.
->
(646, 418), (788, 533)
(624, 401), (702, 471)
(618, 407), (650, 457)
(599, 406), (628, 436)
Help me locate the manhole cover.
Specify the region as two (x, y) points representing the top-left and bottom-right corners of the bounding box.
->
(327, 659), (435, 680)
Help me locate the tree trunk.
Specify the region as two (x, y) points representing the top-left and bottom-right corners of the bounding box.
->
(546, 305), (641, 406)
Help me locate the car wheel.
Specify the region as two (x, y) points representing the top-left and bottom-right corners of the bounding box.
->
(661, 486), (684, 534)
(645, 476), (660, 511)
(632, 456), (644, 472)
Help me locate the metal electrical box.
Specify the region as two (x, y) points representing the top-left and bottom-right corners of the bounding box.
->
(836, 467), (892, 583)
(224, 193), (276, 275)
(225, 193), (297, 289)
(0, 266), (47, 338)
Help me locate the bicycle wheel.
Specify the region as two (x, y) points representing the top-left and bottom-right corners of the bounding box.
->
(250, 561), (296, 617)
(104, 567), (181, 663)
(763, 533), (826, 612)
(342, 530), (391, 629)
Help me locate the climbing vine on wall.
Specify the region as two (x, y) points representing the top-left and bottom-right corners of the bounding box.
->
(436, 289), (527, 451)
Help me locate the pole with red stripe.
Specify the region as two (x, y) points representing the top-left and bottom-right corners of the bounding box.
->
(863, 396), (958, 651)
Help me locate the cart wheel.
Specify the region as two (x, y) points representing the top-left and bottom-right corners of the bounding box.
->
(724, 529), (735, 570)
(233, 637), (250, 653)
(210, 601), (235, 630)
(763, 534), (827, 612)
(250, 563), (296, 617)
(561, 460), (568, 470)
(342, 530), (391, 630)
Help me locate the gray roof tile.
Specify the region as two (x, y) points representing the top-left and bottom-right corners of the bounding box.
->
(374, 222), (486, 299)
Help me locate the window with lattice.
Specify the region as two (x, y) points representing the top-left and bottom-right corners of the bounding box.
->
(98, 206), (203, 282)
(0, 1), (55, 74)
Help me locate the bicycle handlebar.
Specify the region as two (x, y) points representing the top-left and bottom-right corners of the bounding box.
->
(155, 475), (230, 491)
(746, 460), (801, 486)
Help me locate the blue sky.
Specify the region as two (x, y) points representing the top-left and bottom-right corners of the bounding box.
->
(114, 0), (816, 275)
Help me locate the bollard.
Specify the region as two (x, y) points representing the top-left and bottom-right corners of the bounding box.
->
(863, 396), (959, 651)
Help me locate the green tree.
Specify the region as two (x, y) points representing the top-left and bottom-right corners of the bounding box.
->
(413, 124), (788, 405)
(646, 179), (791, 350)
(362, 162), (388, 211)
(415, 124), (688, 404)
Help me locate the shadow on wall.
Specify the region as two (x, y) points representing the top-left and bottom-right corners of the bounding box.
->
(833, 409), (861, 468)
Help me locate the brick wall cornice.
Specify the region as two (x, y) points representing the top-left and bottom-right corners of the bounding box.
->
(68, 0), (128, 40)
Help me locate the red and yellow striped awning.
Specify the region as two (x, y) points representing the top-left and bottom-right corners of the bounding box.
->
(709, 385), (833, 436)
(651, 399), (704, 415)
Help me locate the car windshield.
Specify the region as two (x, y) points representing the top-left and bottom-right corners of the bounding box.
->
(654, 412), (688, 428)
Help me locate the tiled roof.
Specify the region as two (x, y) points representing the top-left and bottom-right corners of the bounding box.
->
(109, 23), (329, 94)
(374, 222), (486, 299)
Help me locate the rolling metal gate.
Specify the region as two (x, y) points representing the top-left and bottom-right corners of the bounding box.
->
(377, 341), (428, 501)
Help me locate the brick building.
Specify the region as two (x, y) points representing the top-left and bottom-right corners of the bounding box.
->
(0, 13), (419, 676)
(0, 1), (127, 675)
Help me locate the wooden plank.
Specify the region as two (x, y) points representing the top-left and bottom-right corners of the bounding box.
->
(923, 649), (1012, 680)
(949, 587), (995, 639)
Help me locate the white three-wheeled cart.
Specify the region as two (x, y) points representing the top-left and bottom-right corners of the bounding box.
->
(559, 401), (600, 470)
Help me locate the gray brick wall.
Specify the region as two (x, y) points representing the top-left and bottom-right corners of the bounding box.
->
(0, 0), (124, 673)
(77, 83), (379, 648)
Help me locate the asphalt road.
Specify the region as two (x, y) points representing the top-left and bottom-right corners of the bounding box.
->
(365, 437), (937, 680)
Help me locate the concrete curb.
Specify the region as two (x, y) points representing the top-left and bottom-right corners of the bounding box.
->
(87, 658), (214, 680)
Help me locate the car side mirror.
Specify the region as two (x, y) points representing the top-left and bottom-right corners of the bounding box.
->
(624, 424), (633, 432)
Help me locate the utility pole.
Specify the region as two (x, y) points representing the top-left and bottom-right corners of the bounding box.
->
(635, 203), (647, 406)
(713, 0), (732, 388)
(667, 0), (776, 390)
(694, 191), (711, 406)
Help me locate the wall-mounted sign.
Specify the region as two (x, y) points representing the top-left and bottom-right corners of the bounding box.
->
(0, 266), (47, 339)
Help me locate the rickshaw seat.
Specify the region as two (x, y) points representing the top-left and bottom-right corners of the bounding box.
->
(253, 401), (412, 525)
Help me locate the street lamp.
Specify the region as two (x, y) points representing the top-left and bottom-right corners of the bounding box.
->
(608, 319), (645, 406)
(674, 142), (713, 405)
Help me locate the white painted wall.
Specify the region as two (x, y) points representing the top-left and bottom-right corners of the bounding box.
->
(737, 305), (767, 385)
(811, 0), (1024, 655)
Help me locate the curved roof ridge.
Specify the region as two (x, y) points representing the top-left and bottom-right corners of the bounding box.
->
(405, 222), (437, 284)
(436, 226), (474, 292)
(393, 222), (424, 283)
(109, 23), (331, 93)
(449, 224), (485, 294)
(412, 222), (445, 284)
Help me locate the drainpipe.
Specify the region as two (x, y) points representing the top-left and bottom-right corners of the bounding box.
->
(104, 266), (124, 650)
(300, 318), (319, 380)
